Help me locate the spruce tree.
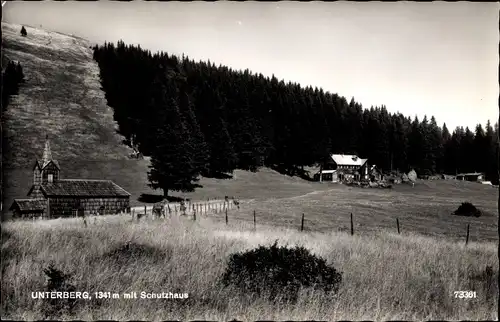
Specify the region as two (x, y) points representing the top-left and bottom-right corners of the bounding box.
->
(177, 77), (210, 176)
(441, 123), (454, 174)
(146, 72), (201, 197)
(408, 116), (423, 173)
(461, 127), (475, 173)
(474, 124), (487, 173)
(428, 116), (443, 174)
(390, 114), (409, 172)
(484, 121), (498, 183)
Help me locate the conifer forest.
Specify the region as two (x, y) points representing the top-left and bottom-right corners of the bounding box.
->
(93, 41), (498, 196)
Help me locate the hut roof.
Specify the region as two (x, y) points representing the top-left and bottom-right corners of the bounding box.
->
(40, 179), (131, 197)
(10, 199), (46, 212)
(330, 154), (368, 167)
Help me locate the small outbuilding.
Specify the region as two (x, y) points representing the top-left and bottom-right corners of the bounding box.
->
(9, 199), (47, 219)
(456, 173), (484, 183)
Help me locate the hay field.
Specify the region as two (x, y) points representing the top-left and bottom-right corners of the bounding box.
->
(1, 212), (498, 321)
(214, 179), (498, 243)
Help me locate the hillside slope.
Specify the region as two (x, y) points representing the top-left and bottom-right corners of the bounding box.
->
(1, 23), (153, 215)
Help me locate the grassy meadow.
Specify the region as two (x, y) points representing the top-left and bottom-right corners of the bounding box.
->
(2, 172), (499, 320)
(221, 178), (499, 243)
(1, 212), (498, 321)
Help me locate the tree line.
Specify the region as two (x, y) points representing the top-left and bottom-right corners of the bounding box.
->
(92, 41), (498, 196)
(1, 59), (25, 205)
(2, 60), (25, 112)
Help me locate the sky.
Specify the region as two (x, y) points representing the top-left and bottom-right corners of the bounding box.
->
(3, 1), (499, 130)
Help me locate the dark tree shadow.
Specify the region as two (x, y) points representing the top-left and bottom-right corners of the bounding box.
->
(164, 195), (190, 202)
(202, 171), (234, 179)
(138, 194), (164, 203)
(270, 165), (315, 182)
(138, 193), (193, 203)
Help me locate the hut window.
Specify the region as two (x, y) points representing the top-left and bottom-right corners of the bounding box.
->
(48, 174), (53, 183)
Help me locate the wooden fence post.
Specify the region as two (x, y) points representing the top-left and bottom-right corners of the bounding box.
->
(465, 223), (470, 245)
(396, 218), (400, 234)
(300, 213), (305, 232)
(350, 213), (354, 236)
(253, 210), (256, 230)
(225, 208), (228, 225)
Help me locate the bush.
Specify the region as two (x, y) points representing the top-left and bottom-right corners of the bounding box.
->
(221, 240), (342, 303)
(42, 264), (77, 318)
(468, 265), (498, 300)
(453, 202), (482, 217)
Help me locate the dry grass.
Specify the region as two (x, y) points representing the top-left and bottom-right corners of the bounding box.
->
(1, 214), (498, 321)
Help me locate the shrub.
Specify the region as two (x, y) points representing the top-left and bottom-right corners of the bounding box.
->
(468, 265), (498, 300)
(453, 202), (482, 217)
(221, 240), (342, 303)
(42, 264), (77, 318)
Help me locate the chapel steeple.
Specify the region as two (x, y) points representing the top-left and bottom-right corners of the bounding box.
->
(41, 134), (53, 167)
(32, 134), (60, 186)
